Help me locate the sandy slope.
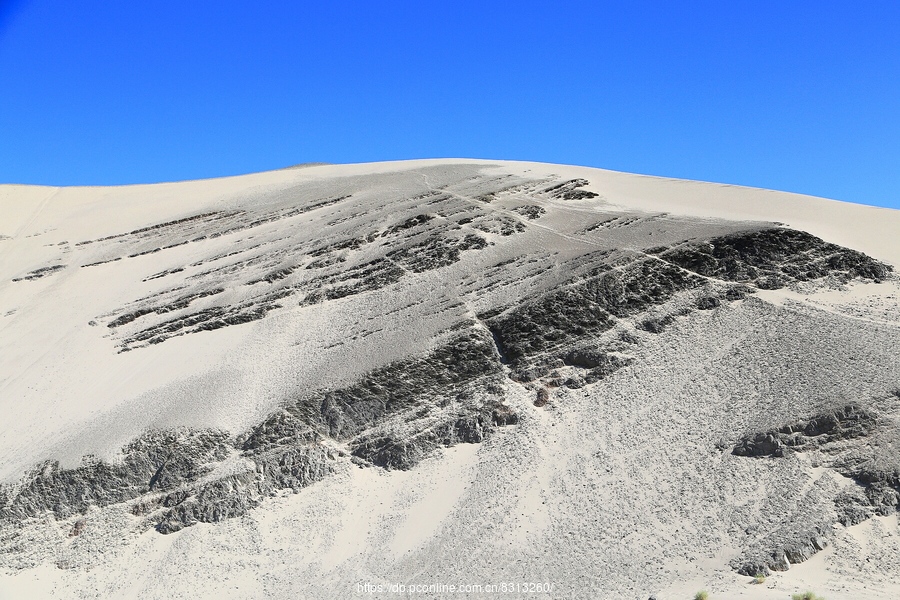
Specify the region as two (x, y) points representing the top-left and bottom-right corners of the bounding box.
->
(1, 159), (899, 599)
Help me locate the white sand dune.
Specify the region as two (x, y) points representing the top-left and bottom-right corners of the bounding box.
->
(0, 160), (898, 599)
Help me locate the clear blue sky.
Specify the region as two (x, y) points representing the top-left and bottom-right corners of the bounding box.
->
(1, 1), (898, 209)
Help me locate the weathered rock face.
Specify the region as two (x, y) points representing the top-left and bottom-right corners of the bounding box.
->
(736, 529), (831, 577)
(732, 404), (878, 458)
(649, 228), (891, 287)
(301, 328), (505, 440)
(349, 402), (512, 470)
(1, 430), (232, 521)
(153, 444), (337, 534)
(731, 400), (900, 574)
(483, 257), (704, 368)
(239, 410), (319, 453)
(0, 429), (338, 536)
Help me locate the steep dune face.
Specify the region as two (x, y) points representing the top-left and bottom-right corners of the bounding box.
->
(0, 160), (899, 599)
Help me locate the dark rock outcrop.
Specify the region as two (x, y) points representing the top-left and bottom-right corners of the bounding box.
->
(239, 410), (319, 453)
(650, 228), (891, 288)
(732, 404), (877, 458)
(512, 205), (546, 220)
(731, 401), (900, 573)
(735, 534), (829, 577)
(696, 296), (721, 310)
(484, 257), (703, 366)
(1, 430), (231, 521)
(154, 444), (337, 533)
(543, 179), (599, 200)
(349, 401), (516, 470)
(299, 328), (505, 440)
(0, 433), (338, 536)
(12, 265), (66, 282)
(386, 233), (488, 273)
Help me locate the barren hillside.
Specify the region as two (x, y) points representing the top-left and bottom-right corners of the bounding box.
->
(1, 160), (898, 599)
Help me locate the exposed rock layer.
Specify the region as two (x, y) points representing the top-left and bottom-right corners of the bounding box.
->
(732, 401), (900, 574)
